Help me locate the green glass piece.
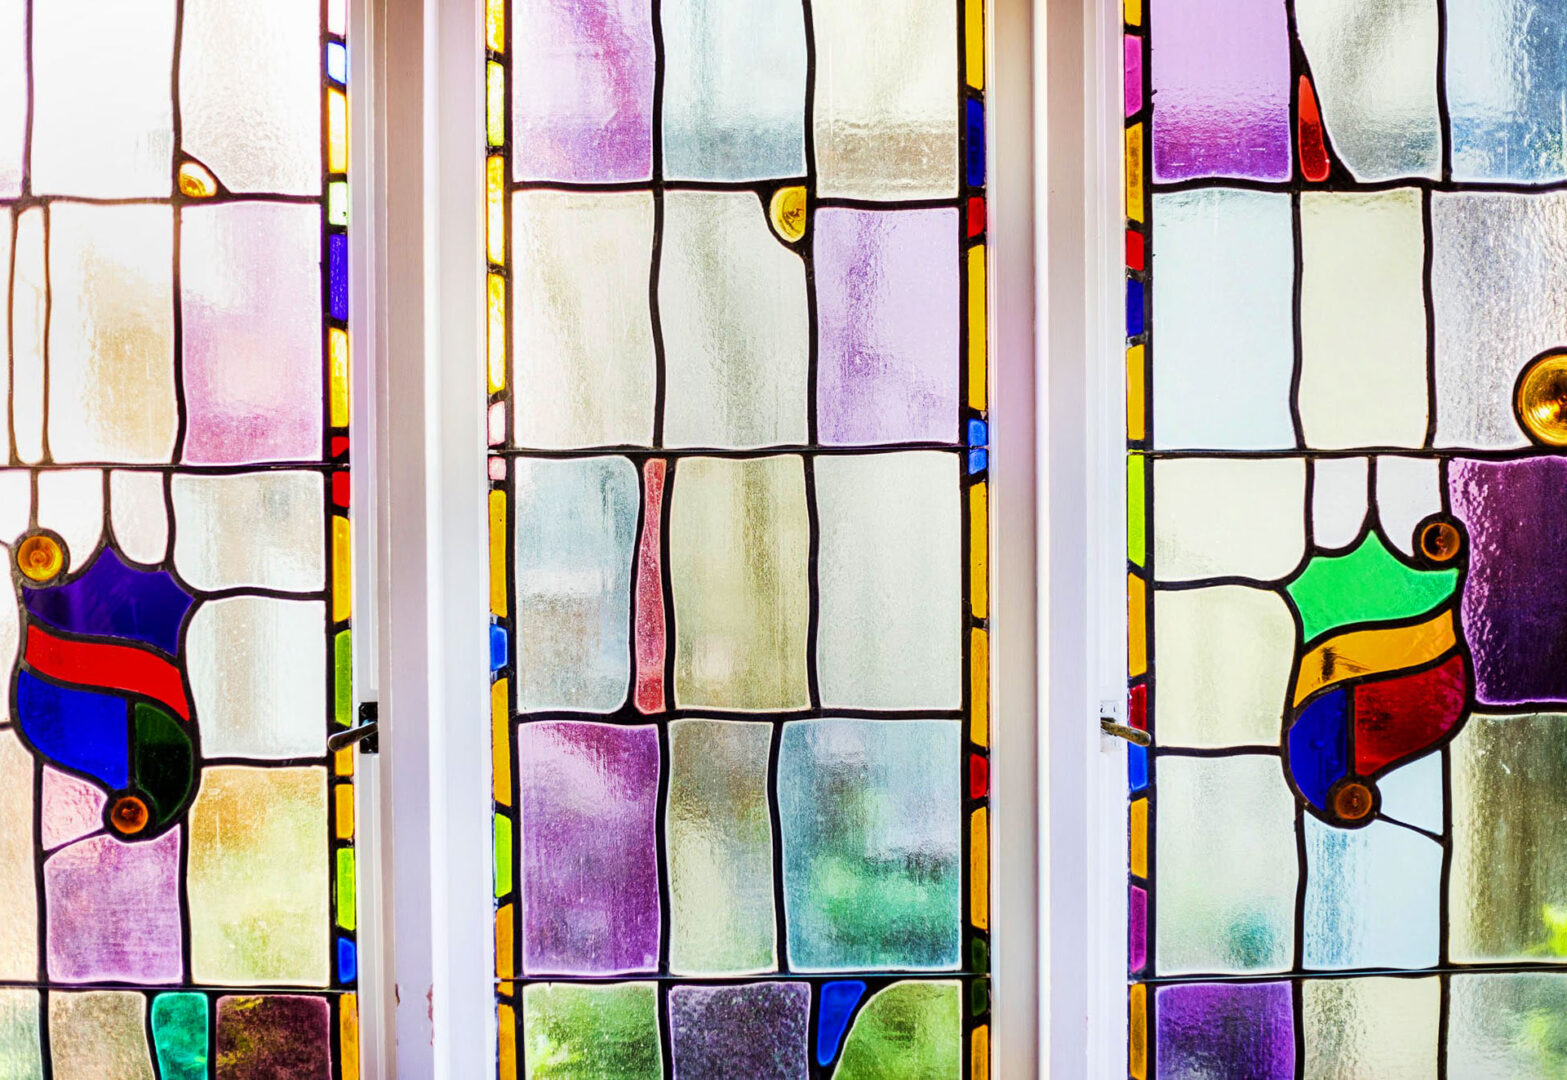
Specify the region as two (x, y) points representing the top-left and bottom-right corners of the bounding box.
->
(971, 937), (989, 973)
(151, 993), (208, 1080)
(522, 983), (661, 1080)
(134, 702), (194, 824)
(494, 813), (513, 899)
(971, 977), (989, 1017)
(835, 982), (962, 1080)
(328, 181), (349, 227)
(1127, 454), (1146, 567)
(336, 848), (356, 931)
(1286, 530), (1458, 643)
(334, 630), (353, 728)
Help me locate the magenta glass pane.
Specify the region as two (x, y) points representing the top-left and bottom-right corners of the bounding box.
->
(815, 208), (960, 445)
(518, 721), (661, 975)
(1129, 885), (1147, 973)
(1125, 35), (1142, 118)
(180, 202), (323, 464)
(512, 0), (655, 183)
(45, 830), (183, 984)
(1155, 982), (1295, 1080)
(1149, 0), (1291, 182)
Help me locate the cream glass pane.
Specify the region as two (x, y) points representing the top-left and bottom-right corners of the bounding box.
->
(0, 471), (30, 545)
(187, 597), (328, 759)
(180, 0), (322, 194)
(172, 472), (325, 592)
(0, 0), (21, 197)
(511, 192), (656, 449)
(48, 991), (153, 1080)
(816, 451), (962, 710)
(1154, 754), (1298, 975)
(1298, 190), (1428, 450)
(813, 0), (959, 199)
(0, 732), (37, 979)
(30, 0), (174, 198)
(108, 470), (169, 566)
(1302, 977), (1439, 1080)
(1310, 457), (1369, 551)
(1449, 974), (1567, 1079)
(1375, 455), (1442, 557)
(47, 204), (177, 465)
(1151, 457), (1306, 583)
(660, 192), (809, 449)
(0, 991), (40, 1080)
(670, 456), (810, 711)
(35, 470), (103, 570)
(1152, 587), (1295, 748)
(187, 766), (329, 986)
(1303, 818), (1441, 970)
(12, 208), (44, 465)
(667, 719), (776, 975)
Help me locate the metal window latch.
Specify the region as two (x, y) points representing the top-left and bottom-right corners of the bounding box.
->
(1100, 718), (1152, 747)
(328, 701), (380, 754)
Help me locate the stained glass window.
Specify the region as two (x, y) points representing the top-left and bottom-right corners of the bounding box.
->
(1128, 1), (1567, 1076)
(485, 0), (991, 1076)
(0, 1), (357, 1076)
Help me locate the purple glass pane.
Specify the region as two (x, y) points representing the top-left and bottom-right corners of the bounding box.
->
(512, 0), (655, 183)
(1155, 982), (1294, 1080)
(181, 202), (323, 465)
(1129, 885), (1147, 973)
(518, 721), (660, 974)
(1125, 36), (1142, 118)
(1150, 0), (1291, 182)
(669, 983), (810, 1080)
(1450, 456), (1567, 705)
(25, 548), (194, 655)
(328, 232), (348, 322)
(45, 830), (183, 984)
(215, 995), (332, 1080)
(815, 208), (960, 445)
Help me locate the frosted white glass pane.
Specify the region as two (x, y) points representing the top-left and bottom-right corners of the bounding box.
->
(47, 204), (177, 465)
(0, 0), (22, 197)
(662, 0), (807, 181)
(172, 472), (325, 593)
(511, 192), (656, 449)
(0, 733), (37, 979)
(1150, 189), (1296, 450)
(1295, 0), (1441, 182)
(1374, 455), (1442, 556)
(1152, 587), (1294, 748)
(512, 457), (638, 713)
(0, 472), (30, 545)
(1449, 975), (1567, 1080)
(30, 0), (174, 198)
(1303, 818), (1441, 969)
(1303, 977), (1439, 1080)
(1152, 458), (1306, 583)
(814, 0), (959, 199)
(1155, 754), (1298, 975)
(187, 597), (328, 758)
(1378, 751), (1443, 834)
(1298, 190), (1428, 450)
(180, 0), (322, 194)
(1310, 457), (1369, 551)
(108, 470), (169, 566)
(660, 192), (809, 449)
(35, 470), (103, 570)
(816, 452), (961, 710)
(12, 209), (44, 466)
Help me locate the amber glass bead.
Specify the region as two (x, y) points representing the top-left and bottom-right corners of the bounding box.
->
(1419, 520), (1462, 564)
(16, 535), (63, 582)
(1332, 780), (1375, 823)
(110, 795), (150, 836)
(1516, 352), (1567, 447)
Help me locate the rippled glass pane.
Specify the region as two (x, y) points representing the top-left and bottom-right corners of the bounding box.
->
(1448, 0), (1567, 182)
(1449, 974), (1567, 1079)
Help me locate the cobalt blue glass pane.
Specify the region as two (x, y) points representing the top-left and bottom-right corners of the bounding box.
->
(966, 98), (986, 187)
(816, 980), (867, 1066)
(327, 42), (348, 86)
(968, 448), (988, 474)
(967, 418), (988, 447)
(337, 936), (357, 983)
(1128, 743), (1148, 792)
(1287, 688), (1350, 813)
(329, 232), (349, 321)
(16, 671), (130, 788)
(1126, 278), (1145, 337)
(490, 624), (509, 671)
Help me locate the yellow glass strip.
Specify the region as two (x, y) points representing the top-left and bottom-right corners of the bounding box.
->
(965, 0), (984, 90)
(971, 627), (990, 748)
(341, 994), (360, 1080)
(487, 156), (507, 266)
(1128, 572), (1146, 678)
(1130, 797), (1147, 878)
(498, 1003), (518, 1080)
(488, 273), (507, 395)
(489, 488), (509, 616)
(487, 62), (506, 147)
(1125, 0), (1142, 28)
(486, 0), (505, 53)
(1129, 984), (1147, 1079)
(335, 746), (355, 777)
(968, 245), (988, 409)
(333, 516), (351, 623)
(1126, 124), (1144, 223)
(498, 980), (514, 997)
(335, 783), (355, 840)
(328, 89), (348, 174)
(971, 807), (989, 931)
(1293, 609), (1456, 707)
(1126, 343), (1145, 441)
(970, 481), (989, 620)
(329, 328), (350, 428)
(496, 903), (515, 980)
(972, 1024), (990, 1080)
(492, 677), (512, 806)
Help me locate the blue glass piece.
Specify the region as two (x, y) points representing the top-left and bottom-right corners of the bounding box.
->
(329, 232), (349, 322)
(967, 418), (988, 447)
(816, 980), (867, 1066)
(24, 549), (194, 656)
(1448, 0), (1567, 182)
(1287, 688), (1351, 812)
(327, 42), (348, 85)
(16, 670), (129, 789)
(337, 936), (358, 984)
(968, 448), (989, 474)
(1128, 743), (1148, 792)
(1126, 278), (1145, 337)
(490, 624), (508, 671)
(966, 98), (986, 187)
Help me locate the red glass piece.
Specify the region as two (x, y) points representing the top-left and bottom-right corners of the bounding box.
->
(330, 436), (350, 459)
(24, 623), (191, 721)
(1126, 229), (1145, 272)
(332, 470), (350, 508)
(1353, 653), (1467, 775)
(970, 752), (989, 799)
(967, 195), (986, 238)
(633, 459), (667, 714)
(1129, 682), (1147, 730)
(1297, 74), (1330, 183)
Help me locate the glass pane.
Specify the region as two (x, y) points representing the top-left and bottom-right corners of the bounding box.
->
(490, 0), (988, 1072)
(0, 3), (357, 1074)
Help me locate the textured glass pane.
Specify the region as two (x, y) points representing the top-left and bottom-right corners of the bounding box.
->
(30, 0), (175, 197)
(1151, 458), (1306, 583)
(1302, 818), (1440, 969)
(0, 733), (37, 979)
(0, 991), (41, 1080)
(45, 830), (182, 984)
(1154, 983), (1295, 1080)
(48, 992), (154, 1080)
(1302, 977), (1439, 1080)
(12, 208), (44, 466)
(521, 983), (661, 1080)
(172, 472), (325, 592)
(1449, 974), (1567, 1079)
(215, 996), (331, 1079)
(187, 598), (328, 758)
(0, 0), (20, 197)
(669, 983), (809, 1080)
(109, 470), (170, 566)
(834, 982), (961, 1080)
(1448, 0), (1567, 182)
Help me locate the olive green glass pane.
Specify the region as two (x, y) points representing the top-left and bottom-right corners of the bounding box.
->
(521, 983), (661, 1080)
(835, 981), (961, 1080)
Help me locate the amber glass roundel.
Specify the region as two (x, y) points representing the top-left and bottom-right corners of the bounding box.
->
(1515, 351), (1567, 447)
(109, 795), (150, 836)
(16, 534), (64, 583)
(1418, 520), (1463, 564)
(1331, 780), (1376, 824)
